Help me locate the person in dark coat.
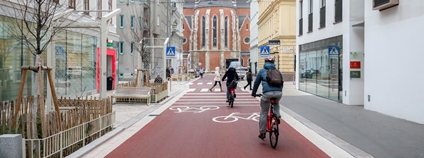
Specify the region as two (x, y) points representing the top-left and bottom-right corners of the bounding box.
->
(166, 67), (171, 80)
(244, 67), (253, 90)
(222, 66), (240, 102)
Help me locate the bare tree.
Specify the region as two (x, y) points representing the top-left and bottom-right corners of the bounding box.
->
(119, 4), (152, 82)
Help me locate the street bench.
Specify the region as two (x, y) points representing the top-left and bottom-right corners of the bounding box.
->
(113, 86), (152, 105)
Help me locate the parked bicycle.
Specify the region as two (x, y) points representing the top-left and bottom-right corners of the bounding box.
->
(255, 94), (280, 149)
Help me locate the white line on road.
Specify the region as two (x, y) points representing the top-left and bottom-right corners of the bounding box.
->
(197, 82), (203, 85)
(188, 89), (195, 92)
(200, 88), (209, 92)
(207, 82), (212, 85)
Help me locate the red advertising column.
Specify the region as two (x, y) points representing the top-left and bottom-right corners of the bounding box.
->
(96, 48), (117, 92)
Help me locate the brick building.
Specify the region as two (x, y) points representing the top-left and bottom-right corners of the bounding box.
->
(182, 0), (250, 73)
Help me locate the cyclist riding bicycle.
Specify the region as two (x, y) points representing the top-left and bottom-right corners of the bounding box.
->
(222, 66), (240, 102)
(251, 57), (283, 140)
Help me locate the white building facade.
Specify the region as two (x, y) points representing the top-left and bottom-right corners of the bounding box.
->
(297, 0), (424, 124)
(0, 0), (119, 100)
(364, 0), (424, 124)
(168, 0), (185, 74)
(248, 0), (259, 75)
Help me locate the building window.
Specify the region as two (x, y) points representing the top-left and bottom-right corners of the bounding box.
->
(320, 0), (326, 28)
(131, 42), (134, 54)
(299, 0), (303, 35)
(119, 41), (124, 55)
(120, 0), (124, 2)
(308, 0), (313, 32)
(202, 16), (205, 47)
(244, 37), (250, 44)
(246, 24), (249, 30)
(131, 0), (134, 3)
(97, 0), (102, 18)
(213, 15), (217, 47)
(138, 16), (142, 29)
(183, 37), (187, 44)
(224, 16), (228, 47)
(119, 73), (124, 78)
(69, 0), (76, 8)
(157, 15), (160, 26)
(120, 15), (124, 28)
(131, 16), (135, 29)
(84, 0), (89, 14)
(183, 23), (184, 30)
(335, 0), (342, 22)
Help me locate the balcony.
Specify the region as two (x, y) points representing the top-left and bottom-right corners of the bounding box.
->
(299, 18), (303, 36)
(320, 7), (326, 28)
(143, 21), (149, 31)
(308, 13), (313, 33)
(335, 0), (342, 23)
(143, 0), (150, 8)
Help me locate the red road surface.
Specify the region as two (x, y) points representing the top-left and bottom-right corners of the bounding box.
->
(106, 75), (329, 158)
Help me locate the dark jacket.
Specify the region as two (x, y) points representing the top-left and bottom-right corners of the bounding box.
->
(166, 68), (170, 78)
(222, 67), (239, 84)
(252, 62), (283, 95)
(246, 69), (253, 81)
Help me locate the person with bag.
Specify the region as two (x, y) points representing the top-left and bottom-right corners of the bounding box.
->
(244, 67), (253, 90)
(209, 67), (223, 92)
(222, 66), (239, 102)
(251, 57), (284, 140)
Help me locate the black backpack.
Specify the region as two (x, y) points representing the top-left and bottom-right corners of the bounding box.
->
(266, 69), (284, 87)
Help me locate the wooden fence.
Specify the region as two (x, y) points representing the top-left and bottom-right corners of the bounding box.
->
(0, 96), (114, 158)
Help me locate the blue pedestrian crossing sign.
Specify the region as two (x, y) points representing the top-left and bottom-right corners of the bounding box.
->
(328, 46), (339, 57)
(166, 46), (176, 57)
(260, 46), (270, 57)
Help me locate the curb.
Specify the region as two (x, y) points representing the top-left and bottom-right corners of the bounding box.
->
(66, 127), (125, 158)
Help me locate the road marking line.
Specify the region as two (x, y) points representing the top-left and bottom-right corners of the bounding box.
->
(200, 88), (209, 92)
(188, 89), (195, 92)
(214, 89), (221, 92)
(207, 82), (212, 85)
(197, 82), (203, 85)
(189, 83), (193, 85)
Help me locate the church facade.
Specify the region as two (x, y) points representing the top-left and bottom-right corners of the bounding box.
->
(182, 0), (250, 72)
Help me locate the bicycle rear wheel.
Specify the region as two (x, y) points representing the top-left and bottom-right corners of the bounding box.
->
(269, 115), (279, 149)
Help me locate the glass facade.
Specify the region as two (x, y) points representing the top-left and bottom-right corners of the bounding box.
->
(0, 15), (98, 101)
(299, 35), (343, 102)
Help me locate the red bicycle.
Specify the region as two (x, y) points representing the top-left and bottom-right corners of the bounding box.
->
(256, 94), (279, 149)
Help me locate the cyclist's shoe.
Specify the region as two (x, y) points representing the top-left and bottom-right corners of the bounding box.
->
(258, 133), (266, 140)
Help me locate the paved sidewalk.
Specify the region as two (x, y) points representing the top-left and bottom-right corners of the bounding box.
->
(68, 79), (196, 158)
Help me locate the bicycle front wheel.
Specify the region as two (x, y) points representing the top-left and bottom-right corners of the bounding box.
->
(269, 115), (279, 149)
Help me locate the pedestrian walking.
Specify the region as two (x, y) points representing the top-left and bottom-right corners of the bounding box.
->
(199, 68), (204, 78)
(244, 67), (253, 90)
(209, 67), (223, 92)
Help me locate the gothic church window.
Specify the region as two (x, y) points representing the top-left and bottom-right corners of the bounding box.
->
(202, 16), (205, 47)
(224, 16), (228, 47)
(213, 15), (217, 47)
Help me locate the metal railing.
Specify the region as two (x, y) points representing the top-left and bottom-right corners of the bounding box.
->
(335, 0), (343, 22)
(24, 111), (116, 158)
(320, 6), (326, 28)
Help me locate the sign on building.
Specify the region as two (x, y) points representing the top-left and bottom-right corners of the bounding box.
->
(328, 46), (339, 57)
(260, 46), (270, 57)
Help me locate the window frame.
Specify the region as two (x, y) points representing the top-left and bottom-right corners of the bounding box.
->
(212, 15), (217, 47)
(120, 15), (124, 28)
(131, 15), (135, 29)
(224, 16), (228, 47)
(119, 41), (124, 55)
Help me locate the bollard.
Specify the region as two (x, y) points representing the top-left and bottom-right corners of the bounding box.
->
(0, 134), (23, 158)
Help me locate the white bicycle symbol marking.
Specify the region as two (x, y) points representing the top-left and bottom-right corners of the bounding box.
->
(212, 112), (260, 123)
(169, 106), (220, 113)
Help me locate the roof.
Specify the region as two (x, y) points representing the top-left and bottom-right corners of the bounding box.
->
(184, 0), (250, 9)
